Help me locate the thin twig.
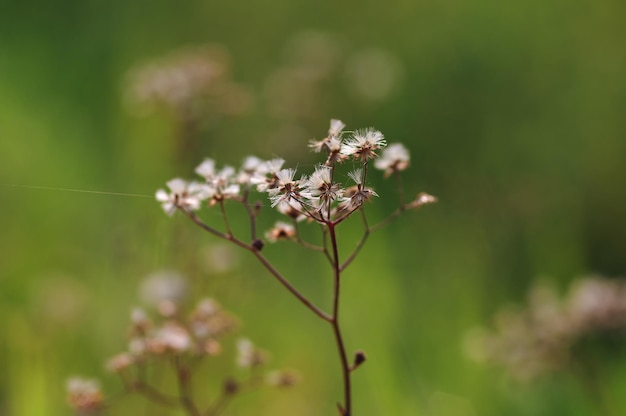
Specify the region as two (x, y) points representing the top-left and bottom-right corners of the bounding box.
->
(328, 222), (352, 416)
(340, 209), (370, 272)
(183, 210), (332, 322)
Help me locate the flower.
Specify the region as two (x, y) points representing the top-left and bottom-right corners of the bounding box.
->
(106, 353), (134, 373)
(328, 118), (346, 138)
(148, 322), (192, 354)
(66, 377), (103, 412)
(340, 128), (387, 162)
(155, 178), (210, 215)
(236, 338), (267, 368)
(265, 221), (296, 242)
(195, 160), (240, 204)
(237, 156), (264, 184)
(339, 169), (378, 212)
(302, 165), (345, 211)
(374, 143), (410, 177)
(267, 168), (310, 208)
(251, 158), (285, 192)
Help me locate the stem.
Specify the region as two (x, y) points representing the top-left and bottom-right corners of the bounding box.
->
(130, 380), (180, 408)
(340, 209), (370, 272)
(173, 357), (201, 416)
(218, 201), (233, 236)
(328, 222), (352, 416)
(573, 356), (617, 416)
(250, 249), (332, 322)
(183, 210), (331, 322)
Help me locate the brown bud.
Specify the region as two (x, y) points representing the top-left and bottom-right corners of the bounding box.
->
(351, 350), (366, 371)
(252, 239), (264, 251)
(223, 378), (239, 395)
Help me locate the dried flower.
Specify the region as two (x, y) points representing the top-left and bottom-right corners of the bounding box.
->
(266, 369), (300, 387)
(374, 143), (410, 177)
(155, 178), (209, 215)
(340, 128), (387, 162)
(265, 221), (296, 243)
(302, 165), (345, 212)
(66, 377), (103, 412)
(149, 322), (192, 354)
(237, 338), (267, 368)
(106, 353), (134, 373)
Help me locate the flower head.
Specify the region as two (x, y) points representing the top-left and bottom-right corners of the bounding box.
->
(155, 178), (210, 215)
(267, 168), (310, 208)
(338, 169), (378, 213)
(265, 221), (296, 243)
(251, 158), (285, 192)
(302, 165), (345, 211)
(340, 128), (387, 162)
(66, 377), (103, 412)
(374, 143), (410, 177)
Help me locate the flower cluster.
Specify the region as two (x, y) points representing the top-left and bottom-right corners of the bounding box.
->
(126, 44), (251, 117)
(156, 119), (432, 228)
(66, 377), (103, 414)
(466, 276), (626, 382)
(69, 296), (295, 416)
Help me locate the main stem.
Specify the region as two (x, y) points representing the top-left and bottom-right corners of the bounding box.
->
(328, 222), (352, 416)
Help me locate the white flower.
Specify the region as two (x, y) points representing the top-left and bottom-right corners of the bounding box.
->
(237, 155), (264, 184)
(195, 160), (240, 202)
(66, 377), (103, 411)
(251, 158), (285, 192)
(140, 271), (188, 307)
(236, 338), (266, 368)
(151, 323), (192, 353)
(340, 169), (378, 211)
(267, 168), (308, 207)
(329, 119), (346, 138)
(302, 165), (345, 210)
(340, 128), (387, 161)
(195, 159), (217, 180)
(374, 143), (410, 177)
(265, 221), (296, 243)
(155, 178), (210, 215)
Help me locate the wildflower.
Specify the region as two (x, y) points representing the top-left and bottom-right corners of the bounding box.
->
(149, 322), (192, 354)
(140, 271), (188, 308)
(374, 143), (410, 177)
(66, 377), (103, 412)
(130, 307), (151, 334)
(266, 369), (300, 387)
(155, 178), (209, 215)
(309, 118), (346, 152)
(237, 155), (264, 184)
(276, 198), (307, 221)
(251, 158), (285, 192)
(195, 160), (240, 204)
(106, 353), (134, 373)
(267, 168), (309, 208)
(407, 192), (438, 209)
(329, 118), (346, 138)
(309, 119), (348, 165)
(339, 169), (378, 212)
(265, 221), (296, 243)
(302, 165), (345, 211)
(236, 338), (267, 368)
(340, 128), (387, 162)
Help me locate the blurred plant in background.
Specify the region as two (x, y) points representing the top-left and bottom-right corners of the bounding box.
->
(68, 291), (296, 416)
(125, 44), (253, 165)
(466, 276), (626, 415)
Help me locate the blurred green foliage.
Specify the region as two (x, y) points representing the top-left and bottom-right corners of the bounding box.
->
(2, 0), (626, 414)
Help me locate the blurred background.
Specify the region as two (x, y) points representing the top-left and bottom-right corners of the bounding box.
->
(2, 0), (626, 414)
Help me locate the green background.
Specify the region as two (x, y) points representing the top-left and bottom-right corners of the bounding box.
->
(2, 0), (626, 414)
